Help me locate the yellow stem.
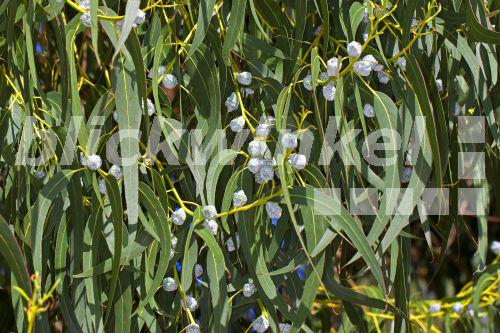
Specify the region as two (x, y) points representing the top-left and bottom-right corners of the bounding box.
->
(216, 190), (282, 218)
(166, 177), (194, 216)
(64, 0), (176, 21)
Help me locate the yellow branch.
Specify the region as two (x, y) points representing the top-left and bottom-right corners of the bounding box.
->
(64, 0), (176, 22)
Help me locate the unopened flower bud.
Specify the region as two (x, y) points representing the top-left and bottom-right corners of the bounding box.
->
(225, 92), (239, 112)
(109, 165), (123, 179)
(347, 41), (362, 57)
(162, 277), (177, 291)
(171, 208), (187, 226)
(353, 60), (372, 76)
(203, 219), (218, 235)
(226, 235), (240, 252)
(247, 158), (262, 174)
(322, 82), (336, 101)
(253, 316), (269, 333)
(266, 202), (282, 219)
(326, 57), (341, 77)
(81, 12), (91, 27)
(243, 282), (256, 297)
(194, 263), (203, 278)
(281, 133), (297, 149)
(229, 116), (245, 133)
(288, 153), (307, 170)
(202, 205), (217, 220)
(363, 104), (375, 118)
(162, 73), (178, 89)
(236, 71), (253, 86)
(85, 154), (102, 171)
(98, 179), (107, 195)
(303, 75), (313, 91)
(233, 190), (247, 208)
(182, 295), (199, 311)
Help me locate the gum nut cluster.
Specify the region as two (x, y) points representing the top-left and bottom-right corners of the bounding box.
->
(279, 323), (292, 333)
(327, 57), (342, 77)
(255, 160), (274, 184)
(347, 41), (362, 57)
(162, 73), (178, 89)
(230, 116), (245, 133)
(288, 153), (307, 170)
(401, 167), (412, 184)
(322, 82), (336, 101)
(81, 12), (91, 27)
(266, 202), (282, 219)
(253, 316), (270, 333)
(186, 323), (200, 333)
(226, 235), (240, 252)
(247, 158), (262, 174)
(225, 92), (239, 112)
(353, 60), (372, 76)
(78, 0), (90, 10)
(202, 205), (217, 220)
(436, 79), (443, 93)
(81, 153), (102, 170)
(34, 170), (46, 179)
(452, 302), (463, 314)
(148, 65), (166, 79)
(255, 123), (271, 138)
(428, 303), (441, 314)
(242, 282), (256, 297)
(194, 263), (203, 278)
(236, 71), (253, 86)
(144, 98), (155, 116)
(248, 140), (268, 157)
(98, 179), (107, 195)
(233, 190), (247, 208)
(182, 295), (199, 311)
(490, 241), (500, 255)
(171, 208), (186, 225)
(303, 75), (313, 91)
(162, 277), (177, 291)
(397, 57), (406, 70)
(281, 133), (297, 149)
(363, 55), (384, 72)
(363, 104), (375, 118)
(108, 165), (122, 179)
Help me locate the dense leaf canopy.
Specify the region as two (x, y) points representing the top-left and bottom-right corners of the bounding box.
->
(0, 0), (499, 332)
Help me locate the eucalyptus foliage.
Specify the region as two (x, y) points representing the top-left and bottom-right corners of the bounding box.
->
(0, 0), (499, 332)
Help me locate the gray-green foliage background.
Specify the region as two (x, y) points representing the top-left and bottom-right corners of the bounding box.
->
(0, 0), (499, 332)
